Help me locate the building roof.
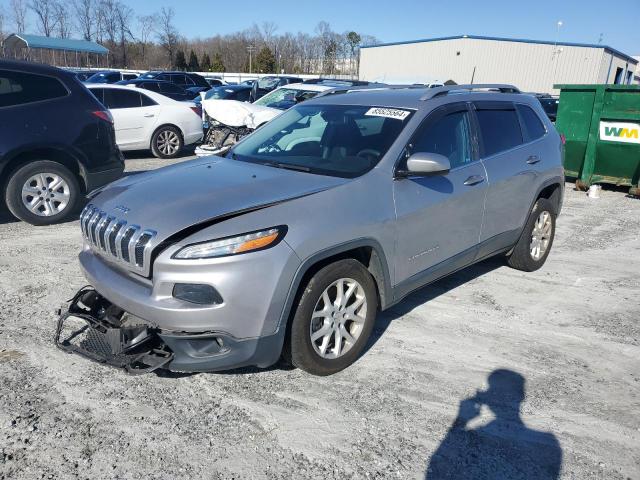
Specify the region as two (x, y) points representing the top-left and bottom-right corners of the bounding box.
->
(3, 33), (109, 55)
(361, 34), (638, 65)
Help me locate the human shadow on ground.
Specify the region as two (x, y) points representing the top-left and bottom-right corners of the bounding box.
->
(425, 369), (562, 479)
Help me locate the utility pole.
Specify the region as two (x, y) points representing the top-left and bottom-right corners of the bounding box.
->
(247, 45), (256, 74)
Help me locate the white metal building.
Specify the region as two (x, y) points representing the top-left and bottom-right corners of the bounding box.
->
(359, 35), (638, 93)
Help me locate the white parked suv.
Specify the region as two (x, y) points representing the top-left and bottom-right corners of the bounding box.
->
(87, 84), (203, 159)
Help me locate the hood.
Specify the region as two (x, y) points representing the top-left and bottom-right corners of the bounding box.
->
(201, 99), (280, 128)
(91, 157), (348, 244)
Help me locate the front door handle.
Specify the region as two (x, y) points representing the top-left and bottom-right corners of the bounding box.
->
(526, 155), (541, 164)
(463, 175), (485, 186)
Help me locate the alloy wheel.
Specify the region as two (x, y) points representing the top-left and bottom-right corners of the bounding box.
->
(157, 130), (180, 156)
(21, 173), (70, 217)
(310, 278), (367, 359)
(530, 211), (552, 260)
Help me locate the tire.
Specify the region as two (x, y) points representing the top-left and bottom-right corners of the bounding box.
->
(284, 259), (378, 376)
(507, 198), (556, 272)
(151, 125), (183, 159)
(5, 160), (79, 226)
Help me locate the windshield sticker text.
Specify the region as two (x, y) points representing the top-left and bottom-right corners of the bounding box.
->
(365, 107), (411, 120)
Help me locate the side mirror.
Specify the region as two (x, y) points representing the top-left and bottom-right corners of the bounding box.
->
(404, 152), (451, 176)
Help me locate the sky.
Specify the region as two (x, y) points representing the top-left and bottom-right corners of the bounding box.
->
(3, 0), (639, 54)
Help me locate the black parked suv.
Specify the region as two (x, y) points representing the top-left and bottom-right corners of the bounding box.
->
(0, 60), (124, 225)
(139, 71), (210, 94)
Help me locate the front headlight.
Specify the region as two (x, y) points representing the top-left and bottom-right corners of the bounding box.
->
(173, 226), (287, 260)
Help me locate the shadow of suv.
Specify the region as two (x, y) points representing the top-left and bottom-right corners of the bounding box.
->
(1, 60), (124, 225)
(57, 84), (564, 376)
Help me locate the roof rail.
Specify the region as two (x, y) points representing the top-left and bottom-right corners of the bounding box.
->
(420, 84), (521, 101)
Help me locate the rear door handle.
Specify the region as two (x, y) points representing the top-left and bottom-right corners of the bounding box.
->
(463, 175), (485, 186)
(526, 155), (541, 164)
(143, 114), (155, 118)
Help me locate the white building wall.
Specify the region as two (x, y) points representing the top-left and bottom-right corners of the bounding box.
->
(359, 37), (636, 93)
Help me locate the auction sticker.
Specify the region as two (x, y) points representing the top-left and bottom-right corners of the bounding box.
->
(365, 107), (411, 120)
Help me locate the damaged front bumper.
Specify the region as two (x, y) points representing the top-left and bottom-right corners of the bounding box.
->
(55, 287), (283, 374)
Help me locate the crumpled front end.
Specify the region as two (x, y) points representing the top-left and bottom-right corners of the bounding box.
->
(195, 99), (280, 157)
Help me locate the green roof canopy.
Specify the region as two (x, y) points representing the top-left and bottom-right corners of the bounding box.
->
(4, 33), (108, 55)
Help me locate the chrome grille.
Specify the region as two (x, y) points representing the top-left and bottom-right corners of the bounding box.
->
(80, 204), (156, 276)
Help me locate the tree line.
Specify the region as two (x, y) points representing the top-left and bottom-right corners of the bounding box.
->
(0, 0), (378, 75)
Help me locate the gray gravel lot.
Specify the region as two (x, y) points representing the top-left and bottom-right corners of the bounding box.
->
(1, 153), (639, 479)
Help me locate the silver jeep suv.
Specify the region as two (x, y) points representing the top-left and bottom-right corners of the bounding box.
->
(58, 84), (564, 376)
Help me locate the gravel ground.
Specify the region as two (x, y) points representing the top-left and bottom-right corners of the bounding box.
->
(1, 154), (639, 479)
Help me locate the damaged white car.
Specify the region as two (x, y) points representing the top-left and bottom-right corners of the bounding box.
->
(195, 80), (376, 157)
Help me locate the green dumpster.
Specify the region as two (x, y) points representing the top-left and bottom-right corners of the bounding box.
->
(554, 84), (640, 196)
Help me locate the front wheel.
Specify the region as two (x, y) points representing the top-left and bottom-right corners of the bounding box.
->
(151, 126), (183, 159)
(284, 259), (378, 376)
(507, 198), (556, 272)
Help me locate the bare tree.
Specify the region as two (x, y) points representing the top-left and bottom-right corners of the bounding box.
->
(261, 21), (278, 46)
(156, 7), (179, 67)
(115, 2), (133, 66)
(29, 0), (58, 37)
(73, 0), (95, 40)
(10, 0), (28, 33)
(0, 6), (6, 44)
(54, 2), (73, 38)
(137, 14), (154, 64)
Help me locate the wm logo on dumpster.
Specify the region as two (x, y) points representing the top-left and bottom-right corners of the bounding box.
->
(600, 121), (640, 144)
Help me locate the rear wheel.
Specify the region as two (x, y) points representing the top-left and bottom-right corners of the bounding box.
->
(151, 126), (183, 159)
(284, 259), (378, 376)
(507, 198), (556, 272)
(5, 160), (79, 225)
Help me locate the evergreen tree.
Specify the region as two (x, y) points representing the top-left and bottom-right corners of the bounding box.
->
(211, 53), (226, 72)
(188, 50), (200, 71)
(255, 46), (276, 73)
(174, 50), (187, 71)
(201, 53), (212, 72)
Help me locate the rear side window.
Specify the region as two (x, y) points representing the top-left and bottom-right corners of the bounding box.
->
(517, 104), (546, 141)
(476, 104), (523, 157)
(140, 93), (157, 107)
(102, 89), (142, 109)
(142, 82), (160, 92)
(0, 70), (68, 107)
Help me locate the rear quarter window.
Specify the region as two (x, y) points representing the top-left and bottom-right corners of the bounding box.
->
(476, 104), (523, 157)
(516, 104), (546, 142)
(0, 70), (68, 107)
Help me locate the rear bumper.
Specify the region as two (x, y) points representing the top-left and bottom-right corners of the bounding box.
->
(83, 161), (125, 192)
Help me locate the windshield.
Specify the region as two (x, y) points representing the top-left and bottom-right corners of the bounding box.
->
(256, 77), (280, 90)
(230, 104), (414, 178)
(254, 88), (318, 110)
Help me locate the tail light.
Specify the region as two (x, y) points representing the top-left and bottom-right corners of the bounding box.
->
(560, 133), (566, 145)
(92, 110), (113, 124)
(190, 106), (202, 118)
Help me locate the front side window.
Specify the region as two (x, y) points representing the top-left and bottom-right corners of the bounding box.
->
(142, 82), (161, 92)
(408, 108), (473, 169)
(0, 70), (67, 107)
(231, 104), (413, 178)
(476, 103), (523, 157)
(103, 89), (142, 109)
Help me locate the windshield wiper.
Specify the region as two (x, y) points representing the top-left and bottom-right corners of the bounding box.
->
(261, 161), (311, 172)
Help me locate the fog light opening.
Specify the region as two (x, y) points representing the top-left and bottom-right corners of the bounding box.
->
(172, 283), (223, 305)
